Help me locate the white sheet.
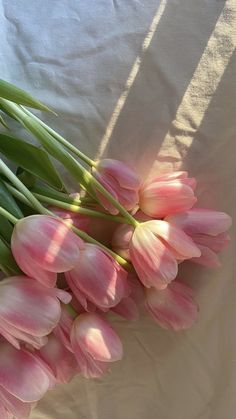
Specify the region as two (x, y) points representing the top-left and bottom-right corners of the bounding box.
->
(0, 1), (236, 418)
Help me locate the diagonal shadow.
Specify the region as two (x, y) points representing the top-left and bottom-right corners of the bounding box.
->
(97, 0), (226, 177)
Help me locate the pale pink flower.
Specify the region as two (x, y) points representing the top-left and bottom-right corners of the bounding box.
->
(166, 209), (232, 267)
(53, 305), (74, 352)
(130, 220), (201, 289)
(92, 158), (140, 215)
(70, 313), (123, 378)
(38, 334), (79, 384)
(111, 297), (139, 321)
(139, 171), (197, 218)
(65, 244), (130, 310)
(49, 206), (90, 233)
(0, 276), (71, 349)
(0, 340), (55, 418)
(145, 281), (198, 331)
(11, 215), (81, 287)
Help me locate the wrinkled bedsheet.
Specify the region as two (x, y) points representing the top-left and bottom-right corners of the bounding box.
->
(0, 1), (236, 418)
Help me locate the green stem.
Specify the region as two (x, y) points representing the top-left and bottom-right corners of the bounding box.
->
(0, 99), (139, 227)
(22, 107), (95, 167)
(0, 158), (51, 216)
(0, 206), (18, 224)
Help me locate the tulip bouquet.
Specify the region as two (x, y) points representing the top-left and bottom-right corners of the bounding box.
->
(0, 79), (232, 418)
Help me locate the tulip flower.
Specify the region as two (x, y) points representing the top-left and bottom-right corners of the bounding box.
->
(166, 209), (232, 267)
(139, 171), (197, 218)
(53, 305), (74, 352)
(92, 158), (140, 215)
(38, 334), (79, 384)
(0, 339), (55, 418)
(70, 313), (123, 378)
(111, 297), (139, 321)
(11, 215), (81, 287)
(145, 281), (198, 331)
(65, 244), (130, 310)
(130, 220), (201, 290)
(0, 276), (71, 349)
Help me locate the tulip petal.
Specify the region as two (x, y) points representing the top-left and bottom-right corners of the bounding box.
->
(145, 220), (201, 259)
(130, 225), (178, 289)
(111, 297), (139, 321)
(96, 159), (140, 190)
(71, 314), (123, 362)
(0, 277), (66, 339)
(166, 209), (232, 236)
(140, 180), (196, 218)
(39, 334), (79, 384)
(0, 386), (32, 419)
(190, 245), (221, 268)
(70, 341), (110, 378)
(12, 215), (80, 273)
(66, 244), (129, 309)
(145, 281), (198, 331)
(191, 232), (231, 253)
(0, 342), (54, 402)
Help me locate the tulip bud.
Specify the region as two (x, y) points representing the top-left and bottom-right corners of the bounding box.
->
(139, 171), (197, 218)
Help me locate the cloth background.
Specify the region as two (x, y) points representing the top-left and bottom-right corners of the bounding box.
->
(0, 1), (236, 418)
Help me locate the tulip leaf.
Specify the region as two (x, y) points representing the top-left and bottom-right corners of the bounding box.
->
(0, 216), (13, 242)
(0, 113), (8, 129)
(0, 178), (23, 218)
(0, 133), (66, 191)
(0, 79), (54, 113)
(0, 237), (21, 275)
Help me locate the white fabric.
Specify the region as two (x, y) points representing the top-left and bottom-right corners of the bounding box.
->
(0, 1), (236, 418)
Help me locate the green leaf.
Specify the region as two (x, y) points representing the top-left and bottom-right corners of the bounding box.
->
(0, 237), (21, 275)
(0, 133), (66, 191)
(0, 178), (23, 218)
(0, 79), (54, 113)
(0, 113), (8, 129)
(0, 215), (13, 242)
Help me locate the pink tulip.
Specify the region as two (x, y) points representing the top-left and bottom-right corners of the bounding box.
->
(145, 281), (198, 331)
(130, 220), (201, 289)
(139, 171), (197, 218)
(0, 339), (55, 418)
(0, 276), (71, 349)
(65, 244), (130, 310)
(166, 209), (232, 267)
(49, 206), (90, 233)
(38, 334), (79, 384)
(71, 313), (123, 378)
(11, 215), (81, 287)
(92, 158), (140, 215)
(112, 223), (133, 260)
(165, 208), (232, 235)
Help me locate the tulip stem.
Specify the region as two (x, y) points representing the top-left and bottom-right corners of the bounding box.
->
(0, 158), (52, 216)
(0, 99), (139, 228)
(22, 107), (96, 167)
(0, 206), (18, 224)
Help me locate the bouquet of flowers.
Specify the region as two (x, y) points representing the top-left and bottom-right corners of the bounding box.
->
(0, 80), (232, 419)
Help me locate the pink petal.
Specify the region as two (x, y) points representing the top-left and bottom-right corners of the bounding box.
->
(0, 276), (66, 340)
(0, 386), (33, 419)
(190, 245), (221, 268)
(191, 232), (231, 253)
(140, 180), (196, 218)
(12, 215), (80, 274)
(65, 244), (129, 309)
(145, 220), (201, 259)
(0, 342), (54, 402)
(39, 334), (79, 384)
(70, 341), (110, 378)
(71, 313), (123, 362)
(96, 159), (140, 190)
(111, 297), (139, 321)
(166, 209), (232, 236)
(145, 281), (198, 331)
(130, 224), (178, 289)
